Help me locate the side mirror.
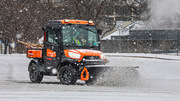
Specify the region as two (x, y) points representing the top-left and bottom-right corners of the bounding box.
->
(97, 29), (102, 35)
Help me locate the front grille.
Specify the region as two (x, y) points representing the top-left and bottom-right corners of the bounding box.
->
(84, 59), (106, 65)
(83, 56), (100, 60)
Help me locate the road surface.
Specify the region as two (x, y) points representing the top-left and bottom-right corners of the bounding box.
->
(0, 54), (180, 101)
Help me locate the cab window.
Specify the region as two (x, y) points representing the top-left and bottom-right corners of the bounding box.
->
(47, 29), (58, 44)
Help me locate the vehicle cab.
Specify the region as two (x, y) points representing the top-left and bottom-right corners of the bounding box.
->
(43, 20), (107, 70)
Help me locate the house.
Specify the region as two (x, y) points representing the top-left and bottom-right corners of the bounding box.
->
(101, 21), (180, 53)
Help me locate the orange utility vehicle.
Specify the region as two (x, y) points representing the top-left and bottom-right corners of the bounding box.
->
(26, 19), (108, 85)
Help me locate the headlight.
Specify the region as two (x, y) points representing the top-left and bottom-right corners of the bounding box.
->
(100, 53), (106, 59)
(68, 52), (81, 59)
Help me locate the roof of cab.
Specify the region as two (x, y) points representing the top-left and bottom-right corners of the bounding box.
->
(59, 19), (95, 25)
(45, 20), (95, 28)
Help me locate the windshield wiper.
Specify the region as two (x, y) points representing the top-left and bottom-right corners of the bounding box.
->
(78, 26), (96, 34)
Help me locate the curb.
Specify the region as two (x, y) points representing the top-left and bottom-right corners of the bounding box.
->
(105, 54), (180, 61)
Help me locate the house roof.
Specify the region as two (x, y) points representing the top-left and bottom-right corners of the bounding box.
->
(101, 21), (143, 40)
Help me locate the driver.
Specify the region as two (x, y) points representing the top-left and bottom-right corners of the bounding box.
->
(73, 32), (86, 46)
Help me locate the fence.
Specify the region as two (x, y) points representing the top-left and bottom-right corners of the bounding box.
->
(101, 39), (180, 54)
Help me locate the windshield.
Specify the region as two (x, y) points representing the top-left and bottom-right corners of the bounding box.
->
(62, 25), (99, 47)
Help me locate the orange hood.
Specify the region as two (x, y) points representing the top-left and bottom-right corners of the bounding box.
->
(64, 49), (102, 60)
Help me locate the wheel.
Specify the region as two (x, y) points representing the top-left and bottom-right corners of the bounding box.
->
(29, 63), (43, 83)
(59, 65), (77, 85)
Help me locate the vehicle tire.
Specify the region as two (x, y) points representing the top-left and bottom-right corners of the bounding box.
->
(29, 63), (43, 83)
(59, 65), (77, 85)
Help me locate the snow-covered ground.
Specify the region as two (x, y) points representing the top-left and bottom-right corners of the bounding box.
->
(0, 53), (180, 101)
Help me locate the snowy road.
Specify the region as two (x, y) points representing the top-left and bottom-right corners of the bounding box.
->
(0, 54), (180, 101)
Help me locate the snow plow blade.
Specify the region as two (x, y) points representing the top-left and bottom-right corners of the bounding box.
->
(86, 65), (139, 68)
(84, 65), (139, 85)
(85, 65), (139, 78)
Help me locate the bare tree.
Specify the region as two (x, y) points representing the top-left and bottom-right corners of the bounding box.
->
(0, 0), (148, 53)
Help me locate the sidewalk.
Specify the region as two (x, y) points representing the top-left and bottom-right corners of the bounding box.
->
(104, 53), (180, 61)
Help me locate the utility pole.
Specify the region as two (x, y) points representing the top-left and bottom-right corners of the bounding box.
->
(131, 8), (134, 21)
(113, 6), (116, 25)
(117, 23), (122, 53)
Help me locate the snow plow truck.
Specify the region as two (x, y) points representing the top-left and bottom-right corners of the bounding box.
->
(20, 19), (109, 85)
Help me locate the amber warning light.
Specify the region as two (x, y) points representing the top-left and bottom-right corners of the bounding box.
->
(64, 19), (70, 22)
(88, 20), (93, 24)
